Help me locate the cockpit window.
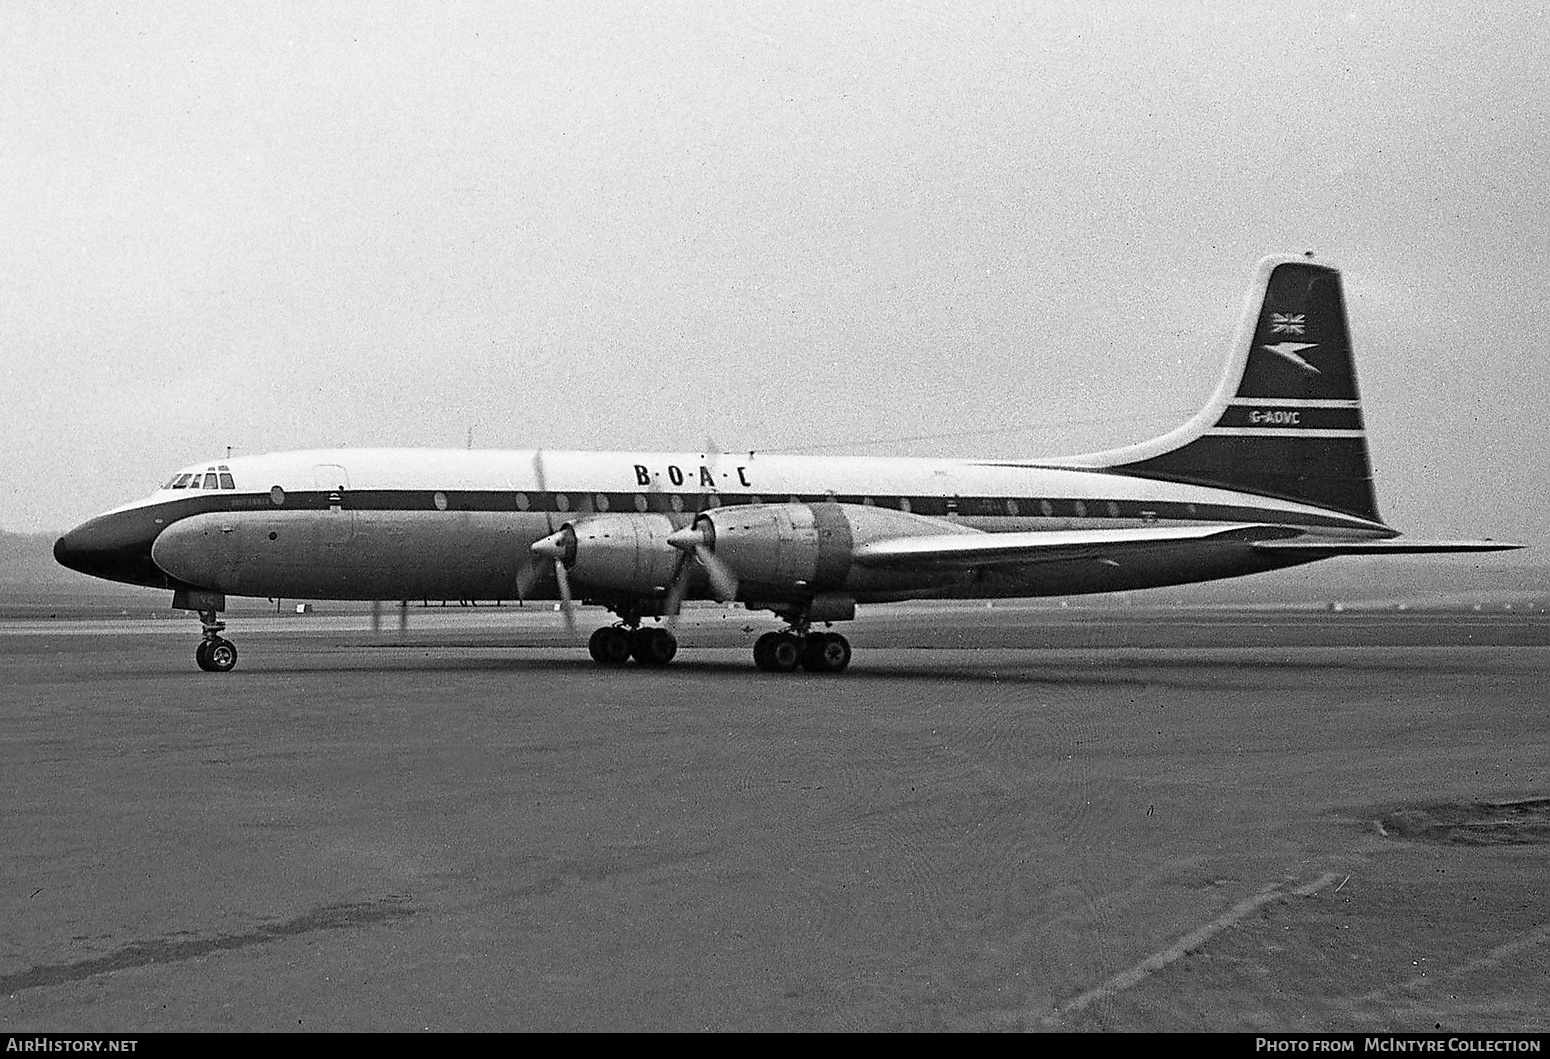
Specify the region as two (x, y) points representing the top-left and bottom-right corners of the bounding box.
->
(163, 467), (239, 490)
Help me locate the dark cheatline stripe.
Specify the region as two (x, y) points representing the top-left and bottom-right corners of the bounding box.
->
(150, 487), (1375, 532)
(1113, 435), (1379, 523)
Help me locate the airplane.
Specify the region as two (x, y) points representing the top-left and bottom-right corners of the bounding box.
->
(53, 254), (1520, 674)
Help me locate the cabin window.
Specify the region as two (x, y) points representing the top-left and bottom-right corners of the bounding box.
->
(270, 486), (285, 506)
(595, 493), (610, 512)
(899, 497), (912, 513)
(1107, 501), (1120, 518)
(1074, 500), (1087, 517)
(1039, 499), (1053, 517)
(669, 495), (684, 513)
(433, 491), (449, 511)
(555, 493), (571, 512)
(1006, 498), (1020, 516)
(633, 494), (648, 513)
(515, 492), (531, 511)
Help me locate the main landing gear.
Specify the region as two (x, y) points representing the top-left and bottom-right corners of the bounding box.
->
(194, 608), (238, 673)
(753, 630), (852, 674)
(582, 601), (851, 673)
(588, 624), (678, 668)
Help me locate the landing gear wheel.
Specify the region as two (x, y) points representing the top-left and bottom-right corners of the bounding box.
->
(630, 627), (678, 667)
(753, 632), (780, 671)
(588, 626), (633, 667)
(197, 637), (237, 673)
(801, 632), (851, 673)
(754, 632), (803, 673)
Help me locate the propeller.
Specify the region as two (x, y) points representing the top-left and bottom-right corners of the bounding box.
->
(529, 526), (577, 633)
(518, 449), (577, 633)
(664, 517), (739, 623)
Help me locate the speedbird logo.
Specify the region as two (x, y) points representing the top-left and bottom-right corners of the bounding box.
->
(1260, 342), (1321, 375)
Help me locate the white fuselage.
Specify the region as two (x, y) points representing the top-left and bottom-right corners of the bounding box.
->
(101, 447), (1385, 605)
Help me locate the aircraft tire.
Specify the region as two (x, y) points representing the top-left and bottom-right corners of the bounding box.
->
(588, 627), (612, 663)
(766, 633), (803, 673)
(205, 638), (237, 673)
(802, 633), (851, 673)
(590, 626), (632, 667)
(631, 627), (677, 667)
(753, 632), (781, 671)
(195, 640), (213, 671)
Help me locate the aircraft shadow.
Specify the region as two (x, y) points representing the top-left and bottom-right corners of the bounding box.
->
(210, 650), (1478, 688)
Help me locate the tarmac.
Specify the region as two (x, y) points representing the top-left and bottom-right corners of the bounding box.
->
(1, 605), (1547, 1031)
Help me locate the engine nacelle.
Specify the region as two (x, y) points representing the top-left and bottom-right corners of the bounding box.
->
(546, 503), (974, 601)
(554, 513), (681, 594)
(695, 503), (851, 592)
(693, 501), (974, 598)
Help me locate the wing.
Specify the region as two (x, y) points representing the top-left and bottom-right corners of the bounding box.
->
(852, 524), (1524, 571)
(851, 523), (1302, 569)
(1250, 539), (1523, 557)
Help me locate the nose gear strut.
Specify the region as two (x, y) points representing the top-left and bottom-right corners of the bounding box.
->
(194, 608), (238, 673)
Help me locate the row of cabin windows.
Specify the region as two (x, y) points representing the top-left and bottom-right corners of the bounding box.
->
(163, 466), (236, 491)
(452, 492), (1148, 519)
(263, 488), (1158, 518)
(192, 482), (1169, 521)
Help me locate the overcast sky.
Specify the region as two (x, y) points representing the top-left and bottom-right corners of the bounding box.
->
(4, 0), (1547, 547)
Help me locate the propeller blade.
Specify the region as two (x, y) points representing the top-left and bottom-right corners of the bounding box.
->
(532, 449), (549, 498)
(666, 523), (739, 603)
(518, 448), (554, 602)
(662, 550), (693, 626)
(696, 544), (739, 602)
(553, 558), (576, 633)
(515, 560), (542, 599)
(526, 490), (577, 634)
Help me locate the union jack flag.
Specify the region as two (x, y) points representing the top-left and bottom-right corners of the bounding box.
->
(1270, 313), (1305, 335)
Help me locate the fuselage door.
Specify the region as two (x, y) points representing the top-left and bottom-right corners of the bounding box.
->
(312, 464), (353, 543)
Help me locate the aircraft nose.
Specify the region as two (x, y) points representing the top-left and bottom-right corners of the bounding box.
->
(53, 530), (81, 572)
(53, 510), (170, 588)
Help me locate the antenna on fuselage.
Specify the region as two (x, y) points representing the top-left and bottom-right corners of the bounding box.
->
(466, 426), (474, 450)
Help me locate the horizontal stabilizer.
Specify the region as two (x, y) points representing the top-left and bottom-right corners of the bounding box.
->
(852, 523), (1298, 569)
(1251, 539), (1523, 556)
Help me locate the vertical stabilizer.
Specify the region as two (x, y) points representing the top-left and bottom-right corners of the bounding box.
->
(1065, 256), (1384, 524)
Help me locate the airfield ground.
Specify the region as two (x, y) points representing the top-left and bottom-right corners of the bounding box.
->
(1, 604), (1546, 1031)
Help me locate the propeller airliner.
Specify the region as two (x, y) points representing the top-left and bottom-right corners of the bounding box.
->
(54, 255), (1519, 673)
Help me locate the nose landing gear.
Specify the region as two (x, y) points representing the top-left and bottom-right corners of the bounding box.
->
(194, 608), (237, 672)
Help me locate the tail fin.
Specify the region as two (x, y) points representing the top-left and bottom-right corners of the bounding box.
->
(1067, 255), (1384, 525)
